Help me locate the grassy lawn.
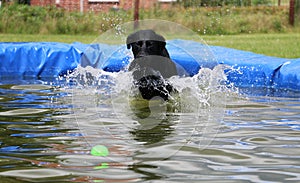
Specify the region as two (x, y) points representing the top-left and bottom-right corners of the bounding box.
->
(0, 33), (299, 58)
(0, 34), (98, 44)
(203, 33), (300, 58)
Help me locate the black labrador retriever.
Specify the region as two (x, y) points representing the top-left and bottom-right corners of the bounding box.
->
(126, 30), (178, 101)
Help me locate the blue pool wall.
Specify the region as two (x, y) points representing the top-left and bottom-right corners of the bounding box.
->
(0, 40), (299, 91)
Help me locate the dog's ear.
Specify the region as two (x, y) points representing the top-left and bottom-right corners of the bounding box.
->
(162, 48), (170, 58)
(160, 42), (170, 58)
(126, 33), (134, 49)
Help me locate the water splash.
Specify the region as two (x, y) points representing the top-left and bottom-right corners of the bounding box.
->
(67, 63), (231, 159)
(67, 19), (233, 159)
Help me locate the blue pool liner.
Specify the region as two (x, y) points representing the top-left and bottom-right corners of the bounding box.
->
(0, 40), (299, 91)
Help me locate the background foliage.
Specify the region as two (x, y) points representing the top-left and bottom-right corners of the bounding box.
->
(0, 2), (298, 35)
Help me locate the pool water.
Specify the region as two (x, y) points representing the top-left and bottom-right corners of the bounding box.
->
(0, 78), (300, 182)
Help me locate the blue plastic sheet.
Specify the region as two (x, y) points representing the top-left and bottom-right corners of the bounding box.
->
(211, 45), (300, 91)
(0, 42), (85, 79)
(0, 40), (299, 91)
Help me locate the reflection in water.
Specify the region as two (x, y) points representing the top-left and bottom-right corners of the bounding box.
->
(0, 83), (80, 182)
(128, 95), (178, 145)
(130, 118), (175, 146)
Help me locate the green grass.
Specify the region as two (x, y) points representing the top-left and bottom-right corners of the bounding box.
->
(0, 34), (98, 43)
(203, 33), (300, 58)
(1, 33), (299, 58)
(1, 5), (298, 35)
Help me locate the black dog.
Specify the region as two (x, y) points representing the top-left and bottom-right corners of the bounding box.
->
(126, 30), (178, 101)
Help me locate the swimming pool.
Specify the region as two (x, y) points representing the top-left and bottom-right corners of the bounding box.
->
(1, 20), (300, 182)
(0, 75), (300, 182)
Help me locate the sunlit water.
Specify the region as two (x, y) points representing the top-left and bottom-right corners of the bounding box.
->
(0, 66), (300, 183)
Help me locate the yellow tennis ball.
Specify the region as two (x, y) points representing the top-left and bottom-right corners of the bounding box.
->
(90, 145), (109, 156)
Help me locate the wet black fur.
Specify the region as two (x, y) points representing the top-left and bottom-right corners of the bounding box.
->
(127, 30), (178, 101)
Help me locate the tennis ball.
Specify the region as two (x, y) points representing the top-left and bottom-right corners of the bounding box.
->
(90, 145), (109, 156)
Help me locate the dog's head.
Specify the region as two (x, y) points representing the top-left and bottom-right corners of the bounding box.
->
(126, 30), (170, 59)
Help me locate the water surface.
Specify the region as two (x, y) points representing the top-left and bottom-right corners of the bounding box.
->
(0, 80), (300, 183)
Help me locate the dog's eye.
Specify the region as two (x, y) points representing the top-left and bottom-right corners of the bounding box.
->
(137, 41), (144, 47)
(146, 41), (153, 47)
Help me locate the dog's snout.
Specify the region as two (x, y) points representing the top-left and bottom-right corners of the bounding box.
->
(136, 52), (148, 58)
(136, 41), (150, 58)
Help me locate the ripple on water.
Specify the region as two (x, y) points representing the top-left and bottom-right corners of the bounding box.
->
(0, 78), (300, 182)
(0, 108), (49, 116)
